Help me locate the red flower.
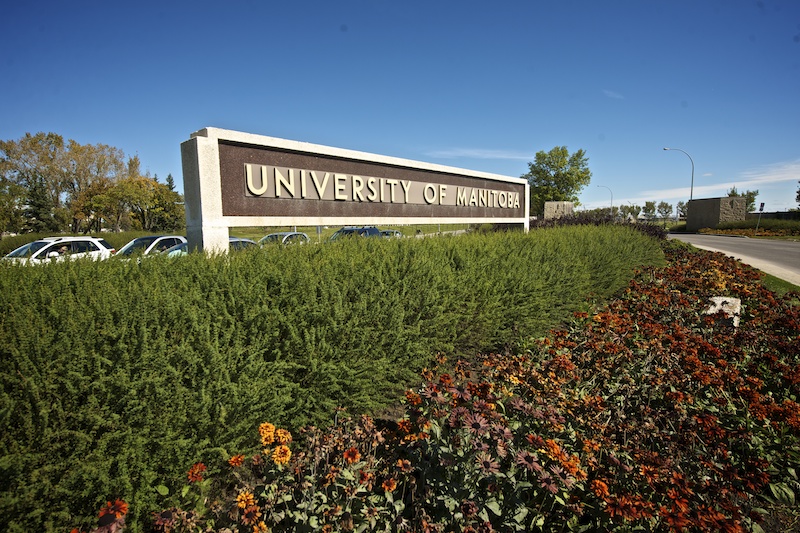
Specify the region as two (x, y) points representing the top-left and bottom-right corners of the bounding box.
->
(187, 462), (207, 483)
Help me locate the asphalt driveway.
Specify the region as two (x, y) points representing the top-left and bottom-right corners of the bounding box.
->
(668, 233), (800, 286)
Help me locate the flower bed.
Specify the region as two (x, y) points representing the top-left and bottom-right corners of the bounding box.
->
(75, 241), (799, 532)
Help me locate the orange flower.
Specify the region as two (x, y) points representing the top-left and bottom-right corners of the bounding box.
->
(405, 391), (422, 406)
(275, 428), (292, 445)
(237, 491), (256, 509)
(259, 422), (276, 446)
(252, 521), (269, 533)
(359, 469), (374, 487)
(187, 462), (206, 483)
(382, 478), (397, 492)
(99, 499), (128, 519)
(241, 504), (262, 525)
(228, 454), (245, 468)
(272, 445), (291, 465)
(343, 447), (361, 464)
(396, 419), (413, 434)
(582, 439), (601, 453)
(590, 479), (610, 498)
(325, 466), (340, 486)
(396, 459), (413, 473)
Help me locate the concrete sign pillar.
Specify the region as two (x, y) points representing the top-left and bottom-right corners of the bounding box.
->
(181, 128), (530, 252)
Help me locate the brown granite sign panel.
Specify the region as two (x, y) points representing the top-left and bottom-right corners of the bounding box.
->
(217, 141), (526, 219)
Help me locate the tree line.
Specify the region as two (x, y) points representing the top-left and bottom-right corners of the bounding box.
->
(520, 146), (761, 219)
(0, 132), (184, 235)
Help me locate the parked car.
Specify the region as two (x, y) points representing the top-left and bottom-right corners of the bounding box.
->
(2, 236), (116, 265)
(230, 237), (258, 251)
(381, 229), (403, 238)
(163, 237), (257, 257)
(259, 232), (310, 246)
(328, 226), (382, 241)
(115, 235), (186, 257)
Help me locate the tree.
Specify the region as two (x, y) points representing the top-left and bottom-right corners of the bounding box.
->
(795, 181), (799, 205)
(727, 186), (758, 212)
(64, 140), (125, 231)
(113, 156), (184, 231)
(676, 201), (687, 219)
(642, 201), (656, 219)
(0, 174), (25, 233)
(619, 204), (641, 220)
(657, 201), (673, 220)
(0, 132), (67, 217)
(521, 146), (592, 216)
(22, 173), (60, 233)
(2, 132), (186, 233)
(70, 177), (114, 233)
(1, 132), (130, 233)
(116, 155), (157, 231)
(149, 184), (185, 231)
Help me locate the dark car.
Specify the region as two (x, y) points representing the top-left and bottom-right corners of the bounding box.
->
(328, 226), (382, 241)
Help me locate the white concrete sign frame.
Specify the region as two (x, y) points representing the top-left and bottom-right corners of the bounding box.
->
(181, 127), (529, 253)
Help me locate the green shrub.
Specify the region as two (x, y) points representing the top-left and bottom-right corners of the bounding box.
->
(715, 218), (800, 235)
(0, 226), (664, 532)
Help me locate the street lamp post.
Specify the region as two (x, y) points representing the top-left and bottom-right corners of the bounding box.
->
(597, 185), (613, 216)
(663, 147), (695, 201)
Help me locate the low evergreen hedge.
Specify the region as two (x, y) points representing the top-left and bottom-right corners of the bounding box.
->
(0, 225), (664, 532)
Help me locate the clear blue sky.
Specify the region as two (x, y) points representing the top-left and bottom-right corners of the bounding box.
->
(2, 0), (799, 213)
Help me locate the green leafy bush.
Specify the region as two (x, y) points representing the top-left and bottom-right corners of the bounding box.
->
(0, 226), (663, 532)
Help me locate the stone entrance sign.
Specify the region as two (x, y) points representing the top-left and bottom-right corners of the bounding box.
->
(181, 128), (529, 252)
(686, 197), (746, 232)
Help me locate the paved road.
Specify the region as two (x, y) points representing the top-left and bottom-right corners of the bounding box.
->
(668, 234), (800, 286)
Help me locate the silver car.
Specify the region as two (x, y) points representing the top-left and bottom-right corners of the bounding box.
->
(259, 232), (310, 246)
(163, 237), (257, 257)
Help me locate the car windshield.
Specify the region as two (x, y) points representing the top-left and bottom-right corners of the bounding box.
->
(259, 234), (284, 244)
(285, 234), (307, 244)
(117, 237), (159, 256)
(329, 229), (358, 241)
(230, 239), (255, 251)
(5, 240), (50, 258)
